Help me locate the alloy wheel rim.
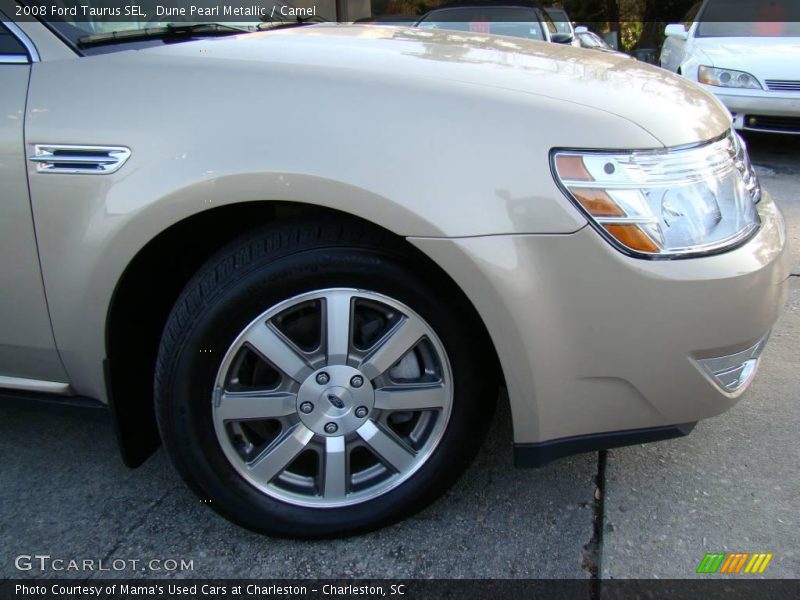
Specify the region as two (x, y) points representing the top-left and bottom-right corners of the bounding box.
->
(212, 288), (453, 508)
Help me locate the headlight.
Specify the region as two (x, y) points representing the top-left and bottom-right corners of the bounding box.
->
(698, 65), (762, 89)
(552, 132), (761, 258)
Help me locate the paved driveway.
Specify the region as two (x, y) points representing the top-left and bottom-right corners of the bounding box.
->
(1, 134), (798, 583)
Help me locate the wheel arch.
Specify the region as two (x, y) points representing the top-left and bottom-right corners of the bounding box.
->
(106, 201), (503, 467)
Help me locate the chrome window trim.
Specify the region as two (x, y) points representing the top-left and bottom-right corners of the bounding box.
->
(1, 18), (40, 62)
(0, 52), (27, 63)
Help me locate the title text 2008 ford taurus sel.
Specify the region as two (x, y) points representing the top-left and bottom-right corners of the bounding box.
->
(0, 6), (789, 536)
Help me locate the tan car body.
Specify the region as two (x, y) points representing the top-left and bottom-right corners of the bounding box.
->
(0, 13), (790, 455)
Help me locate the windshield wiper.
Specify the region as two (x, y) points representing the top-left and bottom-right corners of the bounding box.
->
(256, 18), (320, 31)
(77, 23), (250, 48)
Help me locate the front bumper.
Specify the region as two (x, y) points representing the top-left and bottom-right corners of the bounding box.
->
(702, 86), (800, 133)
(411, 192), (790, 448)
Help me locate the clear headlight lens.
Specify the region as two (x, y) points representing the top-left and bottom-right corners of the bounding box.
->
(552, 132), (761, 257)
(698, 65), (762, 89)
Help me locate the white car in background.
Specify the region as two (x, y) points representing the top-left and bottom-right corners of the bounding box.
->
(660, 0), (800, 134)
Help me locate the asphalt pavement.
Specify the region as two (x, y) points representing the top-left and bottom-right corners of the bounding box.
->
(0, 397), (595, 579)
(1, 133), (798, 583)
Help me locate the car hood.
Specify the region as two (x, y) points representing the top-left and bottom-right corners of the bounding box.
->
(141, 24), (730, 146)
(693, 36), (800, 78)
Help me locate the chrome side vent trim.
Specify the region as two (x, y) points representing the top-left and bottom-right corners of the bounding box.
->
(29, 144), (131, 174)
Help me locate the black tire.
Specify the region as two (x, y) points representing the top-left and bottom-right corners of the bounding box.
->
(154, 218), (498, 537)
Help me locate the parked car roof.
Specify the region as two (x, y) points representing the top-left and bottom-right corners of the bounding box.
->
(425, 1), (545, 10)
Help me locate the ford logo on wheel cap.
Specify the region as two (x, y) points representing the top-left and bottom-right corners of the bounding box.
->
(327, 394), (345, 409)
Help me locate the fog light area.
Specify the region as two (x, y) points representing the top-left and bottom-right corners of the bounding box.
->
(697, 333), (771, 394)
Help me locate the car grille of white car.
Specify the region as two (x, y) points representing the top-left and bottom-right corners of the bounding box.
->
(765, 80), (800, 92)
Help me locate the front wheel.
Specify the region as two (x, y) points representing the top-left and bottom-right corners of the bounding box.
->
(154, 221), (497, 537)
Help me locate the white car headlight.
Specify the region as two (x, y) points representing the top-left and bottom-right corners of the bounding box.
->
(552, 132), (761, 258)
(698, 65), (762, 89)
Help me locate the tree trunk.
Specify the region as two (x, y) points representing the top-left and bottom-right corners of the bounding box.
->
(606, 0), (620, 32)
(637, 0), (661, 49)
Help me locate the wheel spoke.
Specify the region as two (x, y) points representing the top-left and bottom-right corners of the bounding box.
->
(247, 424), (314, 484)
(245, 324), (312, 383)
(373, 384), (447, 412)
(322, 436), (348, 499)
(216, 391), (297, 422)
(325, 293), (352, 366)
(357, 420), (415, 473)
(358, 318), (424, 380)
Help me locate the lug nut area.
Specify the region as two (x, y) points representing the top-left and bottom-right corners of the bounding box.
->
(296, 365), (375, 436)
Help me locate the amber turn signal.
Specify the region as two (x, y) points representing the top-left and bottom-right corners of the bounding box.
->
(604, 224), (659, 254)
(572, 189), (625, 218)
(555, 155), (593, 182)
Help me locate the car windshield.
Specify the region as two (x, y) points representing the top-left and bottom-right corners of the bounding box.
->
(544, 9), (572, 35)
(579, 32), (610, 49)
(20, 0), (317, 48)
(697, 0), (800, 37)
(417, 6), (546, 41)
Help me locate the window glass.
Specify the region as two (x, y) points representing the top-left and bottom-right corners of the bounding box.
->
(578, 31), (609, 48)
(545, 9), (571, 34)
(21, 0), (291, 43)
(697, 0), (800, 37)
(417, 7), (546, 40)
(681, 1), (702, 30)
(0, 23), (28, 56)
(539, 9), (558, 36)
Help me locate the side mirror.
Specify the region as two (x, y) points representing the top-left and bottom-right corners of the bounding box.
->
(664, 23), (689, 40)
(550, 32), (574, 44)
(574, 26), (588, 34)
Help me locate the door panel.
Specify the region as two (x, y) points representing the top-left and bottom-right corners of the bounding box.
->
(0, 55), (68, 384)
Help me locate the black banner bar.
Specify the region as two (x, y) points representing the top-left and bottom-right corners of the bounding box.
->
(3, 579), (800, 600)
(6, 0), (800, 24)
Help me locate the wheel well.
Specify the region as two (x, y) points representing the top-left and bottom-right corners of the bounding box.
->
(106, 201), (501, 467)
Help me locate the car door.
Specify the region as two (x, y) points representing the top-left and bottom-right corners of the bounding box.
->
(0, 20), (69, 391)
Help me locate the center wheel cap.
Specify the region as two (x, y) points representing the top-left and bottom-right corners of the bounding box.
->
(296, 365), (375, 436)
